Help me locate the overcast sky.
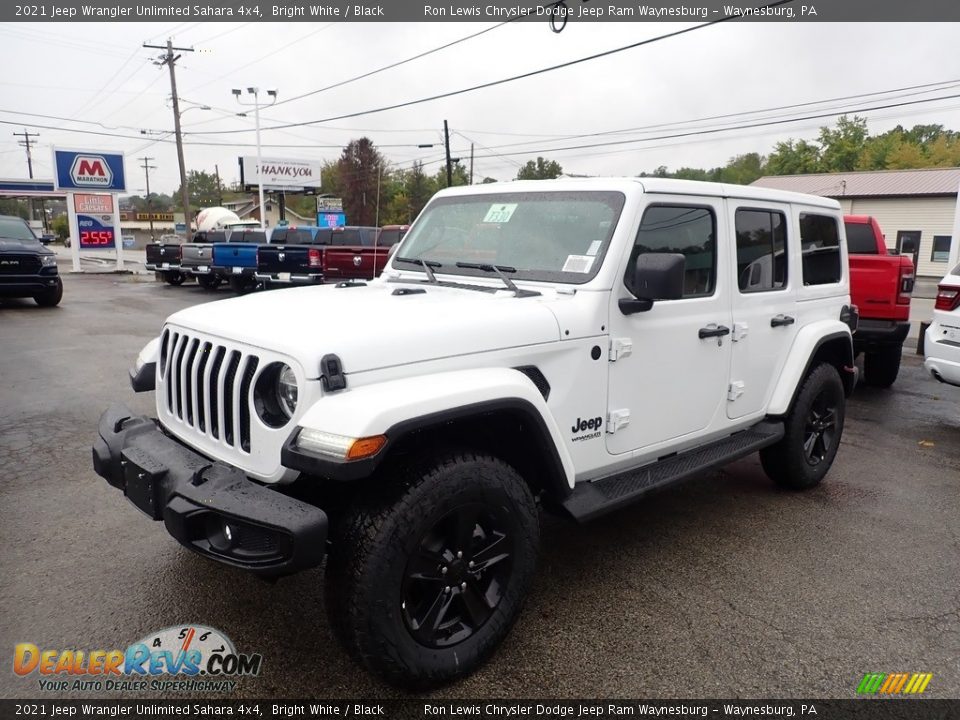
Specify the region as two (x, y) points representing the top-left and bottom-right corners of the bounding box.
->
(2, 20), (960, 195)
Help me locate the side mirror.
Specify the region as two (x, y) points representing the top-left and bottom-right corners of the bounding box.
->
(619, 253), (685, 315)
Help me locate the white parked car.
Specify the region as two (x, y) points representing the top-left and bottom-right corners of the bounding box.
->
(924, 263), (960, 387)
(92, 178), (858, 687)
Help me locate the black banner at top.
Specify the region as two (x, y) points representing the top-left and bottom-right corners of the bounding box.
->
(6, 0), (960, 22)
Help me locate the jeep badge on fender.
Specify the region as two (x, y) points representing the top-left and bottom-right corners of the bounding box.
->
(92, 178), (857, 688)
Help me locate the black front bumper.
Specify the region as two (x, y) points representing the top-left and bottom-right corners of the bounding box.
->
(853, 319), (911, 353)
(92, 404), (327, 576)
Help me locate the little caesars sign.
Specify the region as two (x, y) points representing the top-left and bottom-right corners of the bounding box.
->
(239, 156), (323, 192)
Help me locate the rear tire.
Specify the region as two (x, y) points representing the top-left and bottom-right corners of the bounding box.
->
(33, 277), (63, 307)
(760, 363), (845, 491)
(228, 277), (257, 294)
(197, 274), (221, 290)
(165, 272), (186, 286)
(863, 346), (901, 388)
(325, 451), (539, 688)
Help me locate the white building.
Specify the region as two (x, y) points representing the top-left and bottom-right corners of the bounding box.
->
(752, 167), (960, 279)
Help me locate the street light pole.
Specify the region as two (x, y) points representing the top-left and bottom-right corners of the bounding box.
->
(233, 87), (277, 232)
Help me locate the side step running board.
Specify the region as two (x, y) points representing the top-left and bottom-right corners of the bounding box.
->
(561, 420), (784, 522)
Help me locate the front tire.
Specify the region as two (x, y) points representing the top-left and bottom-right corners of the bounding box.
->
(760, 363), (845, 491)
(863, 346), (901, 388)
(326, 452), (539, 688)
(33, 277), (63, 307)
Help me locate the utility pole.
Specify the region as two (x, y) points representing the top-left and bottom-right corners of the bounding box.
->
(469, 143), (474, 185)
(145, 39), (194, 240)
(444, 120), (452, 188)
(13, 128), (42, 227)
(214, 164), (224, 206)
(139, 157), (157, 240)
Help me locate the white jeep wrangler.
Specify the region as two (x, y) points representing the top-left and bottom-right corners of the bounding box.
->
(93, 178), (858, 687)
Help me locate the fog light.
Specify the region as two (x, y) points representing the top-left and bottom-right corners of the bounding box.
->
(223, 523), (233, 542)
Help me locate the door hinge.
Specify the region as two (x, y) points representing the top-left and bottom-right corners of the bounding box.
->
(732, 322), (749, 342)
(607, 409), (631, 433)
(609, 337), (633, 362)
(728, 381), (745, 401)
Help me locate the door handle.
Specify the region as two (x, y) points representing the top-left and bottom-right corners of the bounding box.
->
(698, 324), (731, 339)
(770, 314), (796, 328)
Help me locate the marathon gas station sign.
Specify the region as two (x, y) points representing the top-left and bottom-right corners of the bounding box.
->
(53, 148), (126, 272)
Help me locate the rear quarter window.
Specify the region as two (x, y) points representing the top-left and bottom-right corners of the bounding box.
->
(801, 213), (843, 286)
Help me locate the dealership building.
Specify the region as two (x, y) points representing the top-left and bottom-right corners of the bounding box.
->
(752, 167), (960, 279)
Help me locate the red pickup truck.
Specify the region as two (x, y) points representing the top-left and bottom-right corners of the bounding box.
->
(845, 215), (915, 387)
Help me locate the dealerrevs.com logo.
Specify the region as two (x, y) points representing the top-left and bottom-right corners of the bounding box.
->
(13, 625), (262, 693)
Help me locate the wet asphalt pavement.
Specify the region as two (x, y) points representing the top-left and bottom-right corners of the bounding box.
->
(1, 272), (959, 700)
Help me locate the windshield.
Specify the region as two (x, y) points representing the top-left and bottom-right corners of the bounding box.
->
(395, 191), (625, 284)
(0, 217), (39, 243)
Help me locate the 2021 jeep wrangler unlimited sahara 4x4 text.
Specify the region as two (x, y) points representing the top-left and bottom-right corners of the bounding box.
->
(92, 178), (858, 687)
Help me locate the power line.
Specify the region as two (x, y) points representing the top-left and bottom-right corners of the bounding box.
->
(184, 1), (797, 137)
(271, 21), (515, 109)
(462, 91), (960, 160)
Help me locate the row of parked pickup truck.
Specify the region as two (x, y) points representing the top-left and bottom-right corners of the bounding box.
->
(145, 224), (409, 294)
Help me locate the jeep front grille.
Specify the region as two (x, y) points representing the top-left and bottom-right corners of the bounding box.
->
(159, 328), (259, 453)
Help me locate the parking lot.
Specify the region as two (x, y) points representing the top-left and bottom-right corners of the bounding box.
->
(1, 271), (959, 699)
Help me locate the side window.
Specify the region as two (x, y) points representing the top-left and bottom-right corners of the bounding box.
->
(628, 205), (716, 298)
(735, 209), (787, 293)
(799, 213), (842, 286)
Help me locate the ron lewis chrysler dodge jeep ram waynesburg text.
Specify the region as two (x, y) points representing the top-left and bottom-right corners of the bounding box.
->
(92, 179), (858, 687)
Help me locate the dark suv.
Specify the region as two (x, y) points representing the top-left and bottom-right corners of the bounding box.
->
(0, 215), (62, 307)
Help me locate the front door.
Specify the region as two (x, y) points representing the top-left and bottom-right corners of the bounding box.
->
(606, 198), (732, 456)
(896, 230), (921, 268)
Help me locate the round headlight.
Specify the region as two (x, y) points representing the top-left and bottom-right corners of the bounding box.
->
(254, 362), (299, 428)
(277, 364), (298, 418)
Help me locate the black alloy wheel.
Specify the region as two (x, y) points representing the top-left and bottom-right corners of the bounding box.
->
(401, 503), (514, 648)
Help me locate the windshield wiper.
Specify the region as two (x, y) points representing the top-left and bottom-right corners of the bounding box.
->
(455, 262), (520, 294)
(394, 256), (440, 283)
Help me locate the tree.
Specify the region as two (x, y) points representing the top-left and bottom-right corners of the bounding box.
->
(714, 153), (766, 185)
(174, 170), (223, 209)
(766, 139), (822, 175)
(336, 137), (387, 226)
(818, 115), (868, 172)
(51, 215), (69, 240)
(404, 161), (436, 220)
(516, 157), (563, 180)
(434, 161), (469, 188)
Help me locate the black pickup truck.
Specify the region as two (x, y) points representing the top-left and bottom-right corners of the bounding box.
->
(255, 226), (332, 287)
(0, 214), (62, 306)
(145, 240), (187, 285)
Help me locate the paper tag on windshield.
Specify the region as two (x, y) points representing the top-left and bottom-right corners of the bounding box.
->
(586, 240), (602, 256)
(483, 203), (518, 224)
(562, 255), (595, 273)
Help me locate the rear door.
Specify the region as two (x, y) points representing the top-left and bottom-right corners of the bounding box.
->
(726, 201), (797, 420)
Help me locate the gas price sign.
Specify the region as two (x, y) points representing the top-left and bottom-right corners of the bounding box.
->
(74, 194), (117, 249)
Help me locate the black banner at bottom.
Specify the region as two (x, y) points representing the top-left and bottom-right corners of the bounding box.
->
(0, 700), (954, 720)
